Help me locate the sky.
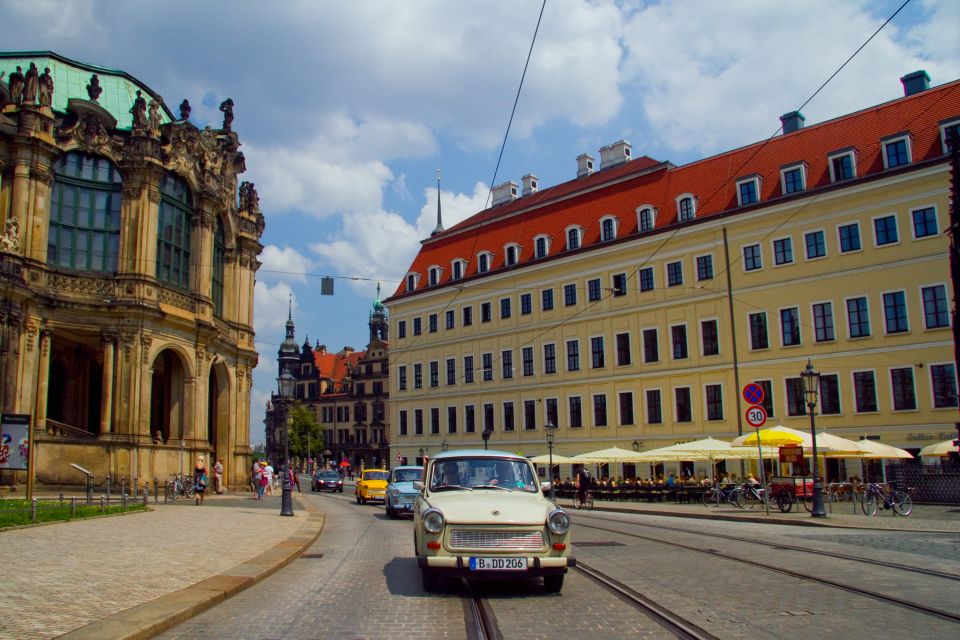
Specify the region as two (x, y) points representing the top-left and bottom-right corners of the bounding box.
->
(2, 0), (958, 445)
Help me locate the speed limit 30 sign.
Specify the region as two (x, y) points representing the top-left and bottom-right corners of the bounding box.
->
(745, 405), (767, 429)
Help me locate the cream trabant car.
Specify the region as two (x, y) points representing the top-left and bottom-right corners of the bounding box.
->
(413, 450), (574, 593)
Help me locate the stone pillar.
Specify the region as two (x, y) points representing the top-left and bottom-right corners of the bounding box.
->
(99, 334), (116, 435)
(35, 327), (52, 431)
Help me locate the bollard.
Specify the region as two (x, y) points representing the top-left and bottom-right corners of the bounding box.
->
(86, 475), (94, 505)
(154, 477), (159, 505)
(31, 498), (37, 523)
(59, 491), (64, 504)
(71, 496), (77, 516)
(100, 495), (105, 512)
(122, 491), (127, 510)
(143, 490), (148, 507)
(106, 474), (112, 502)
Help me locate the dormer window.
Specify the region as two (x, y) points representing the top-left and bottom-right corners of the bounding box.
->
(504, 243), (520, 266)
(477, 251), (493, 273)
(428, 265), (442, 286)
(600, 216), (618, 242)
(780, 163), (806, 194)
(828, 149), (857, 183)
(451, 258), (466, 280)
(736, 175), (760, 206)
(676, 195), (696, 222)
(534, 234), (550, 258)
(566, 226), (583, 250)
(406, 272), (421, 292)
(939, 119), (960, 154)
(882, 134), (911, 169)
(637, 206), (656, 232)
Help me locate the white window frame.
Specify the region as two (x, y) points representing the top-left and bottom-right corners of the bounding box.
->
(503, 243), (520, 266)
(778, 305), (802, 347)
(665, 260), (684, 287)
(928, 361), (959, 410)
(428, 265), (442, 286)
(809, 299), (836, 343)
(887, 366), (918, 413)
(837, 221), (863, 254)
(843, 294), (872, 340)
(669, 322), (689, 360)
(939, 118), (960, 154)
(702, 382), (725, 421)
(803, 228), (828, 261)
(771, 235), (794, 267)
(617, 390), (635, 426)
(672, 385), (693, 423)
(641, 325), (660, 363)
(451, 258), (467, 280)
(591, 392), (608, 427)
(699, 317), (720, 357)
(850, 369), (880, 414)
(694, 252), (714, 281)
(676, 193), (696, 222)
(742, 243), (763, 272)
(779, 162), (807, 194)
(882, 134), (912, 169)
(746, 310), (769, 351)
(405, 272), (421, 292)
(644, 387), (663, 425)
(533, 234), (551, 258)
(636, 205), (657, 232)
(599, 215), (619, 242)
(566, 394), (583, 428)
(565, 225), (584, 251)
(909, 203), (940, 240)
(477, 251), (493, 273)
(871, 212), (901, 248)
(918, 281), (950, 330)
(589, 333), (606, 369)
(818, 371), (843, 416)
(880, 288), (910, 335)
(827, 148), (857, 183)
(543, 396), (559, 428)
(735, 175), (761, 206)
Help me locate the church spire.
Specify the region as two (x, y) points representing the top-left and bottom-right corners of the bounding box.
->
(431, 168), (444, 236)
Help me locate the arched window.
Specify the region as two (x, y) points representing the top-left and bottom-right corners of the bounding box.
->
(157, 174), (193, 290)
(504, 244), (519, 266)
(212, 217), (226, 316)
(452, 259), (466, 280)
(478, 252), (492, 273)
(48, 152), (122, 272)
(677, 194), (696, 222)
(637, 206), (655, 232)
(535, 235), (550, 258)
(600, 216), (617, 241)
(566, 226), (581, 250)
(428, 266), (442, 286)
(406, 273), (420, 292)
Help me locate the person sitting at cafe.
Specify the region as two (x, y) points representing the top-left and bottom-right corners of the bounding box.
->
(746, 473), (760, 486)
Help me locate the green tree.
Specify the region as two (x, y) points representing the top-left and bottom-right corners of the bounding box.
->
(287, 404), (323, 462)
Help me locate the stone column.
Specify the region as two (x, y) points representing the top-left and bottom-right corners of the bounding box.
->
(35, 328), (52, 431)
(99, 334), (116, 435)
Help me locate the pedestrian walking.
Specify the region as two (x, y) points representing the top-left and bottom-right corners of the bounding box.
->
(194, 456), (208, 505)
(288, 466), (301, 493)
(214, 457), (224, 494)
(264, 462), (275, 495)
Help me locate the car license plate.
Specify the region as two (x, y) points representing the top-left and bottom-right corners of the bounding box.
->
(469, 557), (527, 571)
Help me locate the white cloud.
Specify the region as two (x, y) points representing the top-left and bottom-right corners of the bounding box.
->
(257, 245), (314, 283)
(253, 280), (296, 337)
(415, 182), (492, 238)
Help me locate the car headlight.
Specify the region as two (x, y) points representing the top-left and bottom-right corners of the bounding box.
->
(389, 488), (400, 497)
(422, 508), (445, 534)
(547, 508), (570, 536)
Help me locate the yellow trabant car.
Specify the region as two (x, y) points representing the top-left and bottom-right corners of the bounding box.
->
(413, 450), (574, 593)
(355, 468), (389, 504)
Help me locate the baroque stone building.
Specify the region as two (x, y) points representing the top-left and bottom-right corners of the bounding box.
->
(265, 287), (391, 470)
(0, 52), (263, 490)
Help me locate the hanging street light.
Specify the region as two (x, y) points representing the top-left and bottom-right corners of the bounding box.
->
(801, 360), (827, 517)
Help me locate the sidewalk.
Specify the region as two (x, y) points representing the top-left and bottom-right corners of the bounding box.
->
(0, 492), (323, 640)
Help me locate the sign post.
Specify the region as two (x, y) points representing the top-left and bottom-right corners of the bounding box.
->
(741, 383), (769, 515)
(1, 414), (31, 499)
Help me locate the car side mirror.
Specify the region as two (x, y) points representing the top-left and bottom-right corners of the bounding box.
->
(413, 480), (424, 491)
(540, 481), (552, 493)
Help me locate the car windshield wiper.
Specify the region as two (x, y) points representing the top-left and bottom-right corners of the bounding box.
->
(473, 484), (512, 491)
(432, 484), (473, 491)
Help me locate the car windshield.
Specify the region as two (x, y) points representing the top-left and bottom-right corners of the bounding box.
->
(391, 468), (423, 483)
(363, 471), (390, 481)
(318, 472), (340, 480)
(429, 457), (538, 492)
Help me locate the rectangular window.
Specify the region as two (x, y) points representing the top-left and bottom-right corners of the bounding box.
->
(398, 365), (407, 391)
(922, 285), (950, 328)
(813, 302), (835, 342)
(413, 317), (422, 336)
(482, 353), (493, 382)
(447, 406), (457, 434)
(612, 273), (627, 296)
(671, 325), (688, 359)
(780, 307), (801, 345)
(463, 306), (473, 326)
(830, 152), (855, 182)
(820, 374), (841, 415)
(616, 332), (631, 366)
(804, 230), (826, 259)
(465, 405), (476, 433)
(544, 344), (556, 374)
(839, 223), (861, 252)
(564, 283), (577, 306)
(738, 178), (758, 205)
(414, 409), (423, 435)
(912, 207), (938, 238)
(643, 328), (659, 363)
(853, 371), (878, 413)
(520, 293), (532, 315)
(566, 339), (580, 372)
(593, 394), (607, 427)
(743, 244), (762, 271)
(503, 402), (515, 431)
(846, 297), (871, 338)
(430, 407), (440, 434)
(399, 410), (408, 436)
(782, 166), (804, 193)
(773, 237), (793, 265)
(883, 291), (908, 333)
(619, 391), (634, 425)
(756, 380), (774, 417)
(874, 215), (899, 246)
(884, 138), (910, 168)
(541, 289), (554, 311)
(500, 298), (511, 319)
(463, 356), (474, 384)
(483, 403), (494, 433)
(429, 361), (439, 387)
(588, 278), (602, 302)
(522, 347), (534, 377)
(646, 390), (662, 424)
(501, 350), (513, 379)
(891, 367), (917, 410)
(446, 358), (456, 386)
(568, 396), (582, 428)
(786, 378), (805, 416)
(398, 320), (407, 339)
(675, 388), (692, 422)
(696, 255), (714, 280)
(705, 384), (723, 420)
(931, 364), (958, 408)
(545, 398), (558, 427)
(749, 312), (769, 350)
(524, 400), (536, 430)
(701, 320), (719, 356)
(667, 261), (683, 286)
(445, 309), (455, 330)
(639, 267), (654, 292)
(429, 314), (438, 333)
(414, 363), (423, 389)
(591, 336), (605, 368)
(481, 302), (492, 323)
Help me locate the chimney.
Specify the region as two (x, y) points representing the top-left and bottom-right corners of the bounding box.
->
(576, 153), (595, 178)
(521, 174), (538, 197)
(599, 140), (632, 170)
(900, 70), (930, 97)
(491, 181), (518, 206)
(780, 111), (806, 134)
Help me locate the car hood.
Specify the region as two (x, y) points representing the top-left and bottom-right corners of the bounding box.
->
(360, 479), (388, 488)
(426, 491), (553, 525)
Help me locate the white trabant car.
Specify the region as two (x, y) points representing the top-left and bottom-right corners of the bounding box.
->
(413, 450), (574, 593)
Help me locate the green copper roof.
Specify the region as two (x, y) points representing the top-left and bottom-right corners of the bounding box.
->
(1, 51), (175, 130)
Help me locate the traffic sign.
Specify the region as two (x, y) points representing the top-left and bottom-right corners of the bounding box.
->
(742, 383), (765, 406)
(395, 454), (402, 462)
(745, 404), (767, 429)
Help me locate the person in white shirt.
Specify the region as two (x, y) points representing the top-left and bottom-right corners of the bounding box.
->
(263, 464), (275, 496)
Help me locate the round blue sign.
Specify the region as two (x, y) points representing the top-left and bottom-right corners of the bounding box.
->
(742, 383), (765, 406)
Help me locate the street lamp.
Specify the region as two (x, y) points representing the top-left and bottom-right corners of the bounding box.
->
(632, 440), (641, 452)
(441, 439), (449, 451)
(418, 447), (425, 465)
(801, 360), (827, 518)
(277, 371), (296, 517)
(545, 421), (557, 500)
(481, 428), (492, 450)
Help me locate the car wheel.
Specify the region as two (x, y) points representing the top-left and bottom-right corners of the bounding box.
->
(543, 575), (564, 593)
(421, 569), (441, 592)
(339, 488), (343, 493)
(386, 507), (396, 518)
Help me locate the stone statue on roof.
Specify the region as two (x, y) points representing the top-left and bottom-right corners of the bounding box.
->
(7, 66), (24, 106)
(219, 98), (234, 132)
(0, 217), (21, 254)
(23, 63), (39, 104)
(38, 67), (53, 107)
(86, 74), (102, 102)
(130, 90), (147, 130)
(147, 96), (163, 135)
(179, 98), (191, 121)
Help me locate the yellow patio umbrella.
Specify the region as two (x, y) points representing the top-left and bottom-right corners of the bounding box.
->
(811, 431), (865, 456)
(731, 425), (806, 447)
(528, 453), (577, 465)
(849, 439), (913, 459)
(919, 439), (959, 457)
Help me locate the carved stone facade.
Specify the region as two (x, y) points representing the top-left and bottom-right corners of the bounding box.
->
(0, 52), (264, 492)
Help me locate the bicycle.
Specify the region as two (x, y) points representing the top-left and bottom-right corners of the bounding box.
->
(735, 483), (768, 510)
(860, 482), (912, 516)
(702, 484), (739, 508)
(166, 473), (196, 501)
(573, 489), (594, 510)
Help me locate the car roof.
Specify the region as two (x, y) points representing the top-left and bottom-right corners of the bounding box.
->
(428, 449), (526, 461)
(391, 466), (424, 471)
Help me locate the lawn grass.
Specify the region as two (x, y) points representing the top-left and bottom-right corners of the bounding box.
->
(0, 498), (147, 529)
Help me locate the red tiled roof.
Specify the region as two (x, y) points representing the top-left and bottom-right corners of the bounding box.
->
(388, 79), (960, 302)
(313, 349), (366, 381)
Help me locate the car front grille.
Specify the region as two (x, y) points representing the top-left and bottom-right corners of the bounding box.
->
(449, 529), (544, 551)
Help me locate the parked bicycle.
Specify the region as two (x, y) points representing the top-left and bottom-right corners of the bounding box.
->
(860, 482), (912, 516)
(573, 489), (594, 510)
(735, 483), (768, 510)
(702, 483), (740, 508)
(166, 473), (196, 501)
